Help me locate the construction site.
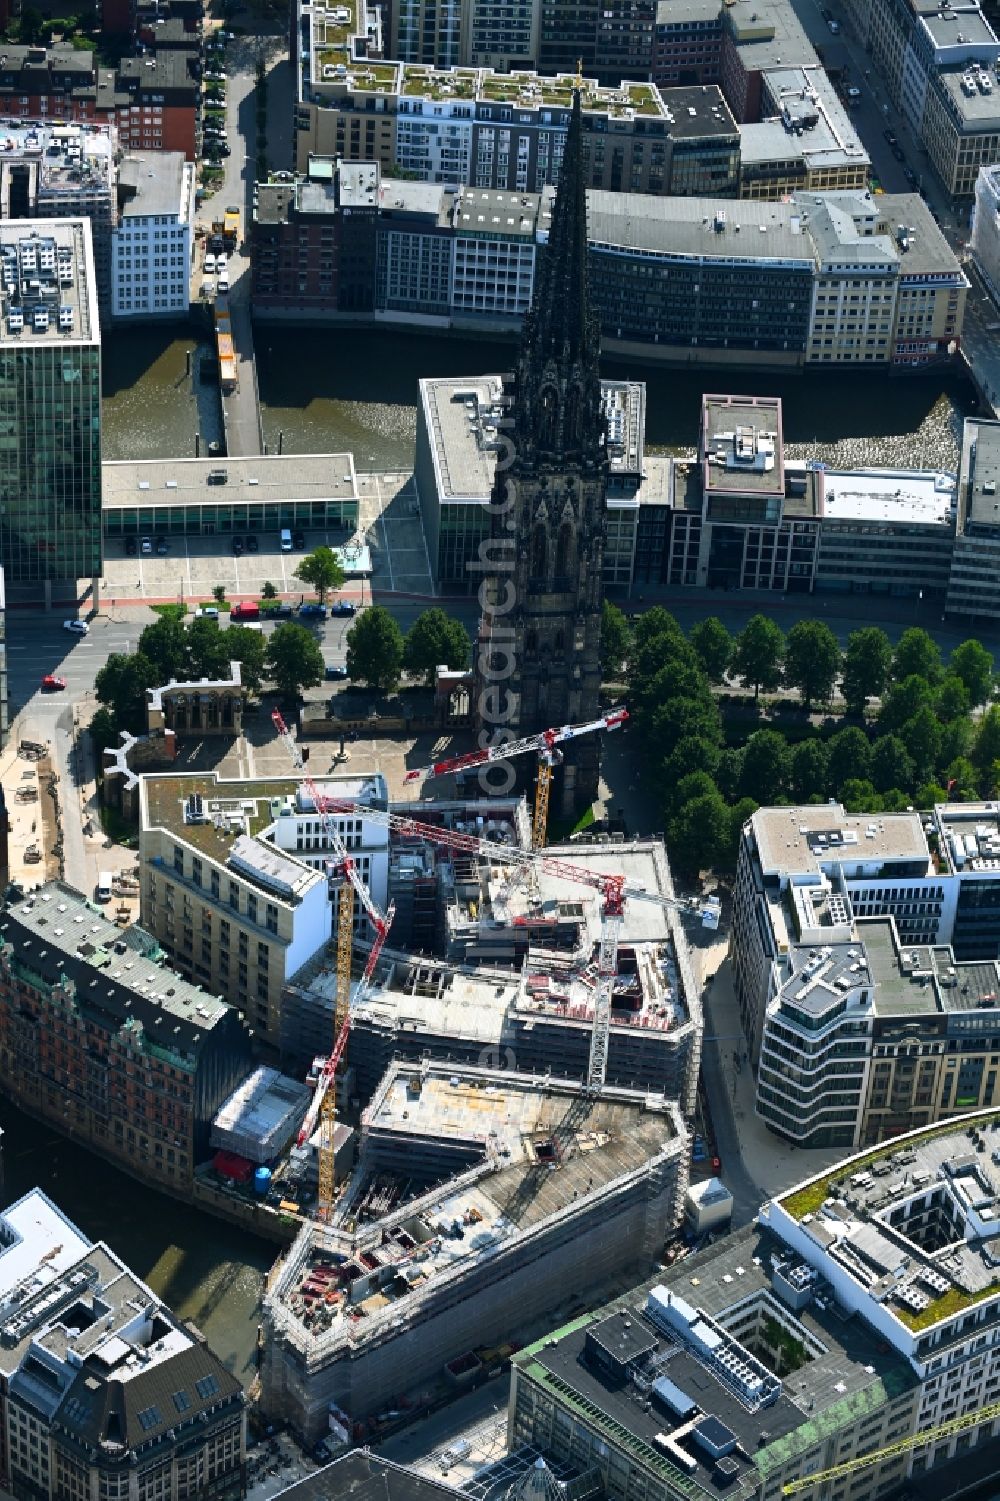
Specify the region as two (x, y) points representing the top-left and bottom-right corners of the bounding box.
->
(259, 1060), (689, 1439)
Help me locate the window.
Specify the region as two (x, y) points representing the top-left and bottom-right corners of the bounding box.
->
(137, 1405), (162, 1431)
(195, 1374), (220, 1400)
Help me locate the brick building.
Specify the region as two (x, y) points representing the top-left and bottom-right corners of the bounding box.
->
(0, 883), (253, 1199)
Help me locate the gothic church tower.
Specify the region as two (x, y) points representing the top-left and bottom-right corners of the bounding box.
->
(476, 90), (608, 813)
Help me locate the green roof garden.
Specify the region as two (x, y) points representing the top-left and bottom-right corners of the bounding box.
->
(401, 67), (477, 98)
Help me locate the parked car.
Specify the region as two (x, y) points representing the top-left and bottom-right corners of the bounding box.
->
(204, 253), (217, 275)
(903, 164), (918, 185)
(63, 619), (89, 635)
(299, 603), (328, 619)
(884, 127), (897, 145)
(217, 273), (230, 294)
(124, 536), (137, 556)
(156, 537), (168, 555)
(325, 664), (348, 679)
(827, 17), (839, 29)
(266, 602), (293, 618)
(891, 142), (905, 162)
(292, 530), (306, 548)
(232, 535), (244, 555)
(330, 601), (356, 617)
(41, 674), (67, 691)
(198, 605), (220, 620)
(140, 536), (153, 555)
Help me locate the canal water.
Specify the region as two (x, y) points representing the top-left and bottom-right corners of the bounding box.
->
(103, 321), (978, 474)
(0, 1097), (272, 1383)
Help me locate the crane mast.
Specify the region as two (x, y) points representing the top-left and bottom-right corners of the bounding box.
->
(403, 708), (628, 849)
(271, 712), (395, 1219)
(297, 793), (720, 1093)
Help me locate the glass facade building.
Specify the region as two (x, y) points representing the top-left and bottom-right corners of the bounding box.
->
(0, 221), (102, 585)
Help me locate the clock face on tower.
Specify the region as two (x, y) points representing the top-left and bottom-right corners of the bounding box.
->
(475, 90), (608, 813)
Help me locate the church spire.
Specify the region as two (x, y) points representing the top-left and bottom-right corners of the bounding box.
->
(513, 89), (604, 469)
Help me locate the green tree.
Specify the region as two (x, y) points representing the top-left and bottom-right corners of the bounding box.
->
(842, 627), (893, 716)
(784, 620), (842, 709)
(261, 579), (277, 600)
(740, 730), (791, 805)
(601, 600), (632, 677)
(94, 653), (159, 735)
(662, 736), (721, 789)
(212, 583), (226, 606)
(671, 771), (719, 814)
(715, 747), (745, 801)
(789, 739), (830, 802)
(827, 726), (873, 793)
(403, 608), (471, 686)
(935, 674), (970, 722)
(840, 778), (881, 814)
(945, 756), (979, 800)
(870, 735), (915, 794)
(949, 639), (994, 706)
(728, 797), (759, 862)
(892, 627), (942, 684)
(689, 616), (732, 684)
(733, 614), (784, 700)
(187, 617), (231, 680)
(881, 789), (914, 812)
(647, 696), (721, 763)
(940, 715), (974, 767)
(916, 780), (949, 807)
(633, 607), (685, 655)
(877, 674), (935, 734)
(294, 545), (346, 603)
(137, 617), (188, 682)
(974, 707), (1000, 781)
(266, 622), (325, 700)
(225, 624), (267, 694)
(901, 706), (942, 783)
(19, 5), (43, 41)
(668, 791), (731, 876)
(346, 606), (405, 692)
(87, 705), (120, 757)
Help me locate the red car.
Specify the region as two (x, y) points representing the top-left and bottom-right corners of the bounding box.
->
(41, 674), (67, 691)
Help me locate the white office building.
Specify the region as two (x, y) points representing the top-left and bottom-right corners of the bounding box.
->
(111, 151), (194, 320)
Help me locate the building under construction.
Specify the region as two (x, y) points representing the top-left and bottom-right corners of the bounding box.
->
(259, 1060), (688, 1439)
(282, 837), (704, 1115)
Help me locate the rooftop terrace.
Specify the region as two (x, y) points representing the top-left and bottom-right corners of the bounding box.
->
(142, 772), (299, 858)
(773, 1112), (1000, 1331)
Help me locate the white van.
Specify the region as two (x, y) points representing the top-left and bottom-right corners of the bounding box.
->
(97, 871), (113, 903)
(280, 528), (293, 552)
(204, 252), (217, 274)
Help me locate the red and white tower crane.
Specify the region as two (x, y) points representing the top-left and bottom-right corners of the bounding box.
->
(403, 708), (628, 849)
(291, 791), (721, 1093)
(271, 711), (395, 1219)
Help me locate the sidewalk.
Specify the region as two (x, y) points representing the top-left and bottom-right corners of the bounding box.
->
(703, 958), (851, 1205)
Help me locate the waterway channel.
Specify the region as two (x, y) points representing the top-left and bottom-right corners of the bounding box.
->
(104, 321), (979, 474)
(0, 1097), (272, 1383)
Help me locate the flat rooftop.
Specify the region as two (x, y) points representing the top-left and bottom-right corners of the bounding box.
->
(521, 1223), (914, 1498)
(660, 84), (737, 138)
(420, 377), (647, 503)
(118, 150), (189, 218)
(751, 804), (930, 878)
(270, 1064), (683, 1346)
(775, 1112), (1000, 1332)
(0, 120), (113, 199)
(938, 63), (1000, 124)
(702, 393), (784, 496)
(102, 454), (359, 511)
(0, 1189), (91, 1309)
(0, 219), (97, 345)
(935, 800), (1000, 874)
(821, 468), (957, 526)
(960, 416), (1000, 529)
(453, 188), (544, 239)
(759, 65), (868, 170)
(587, 191), (815, 265)
(725, 0), (817, 68)
(142, 771), (299, 857)
(880, 192), (968, 276)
